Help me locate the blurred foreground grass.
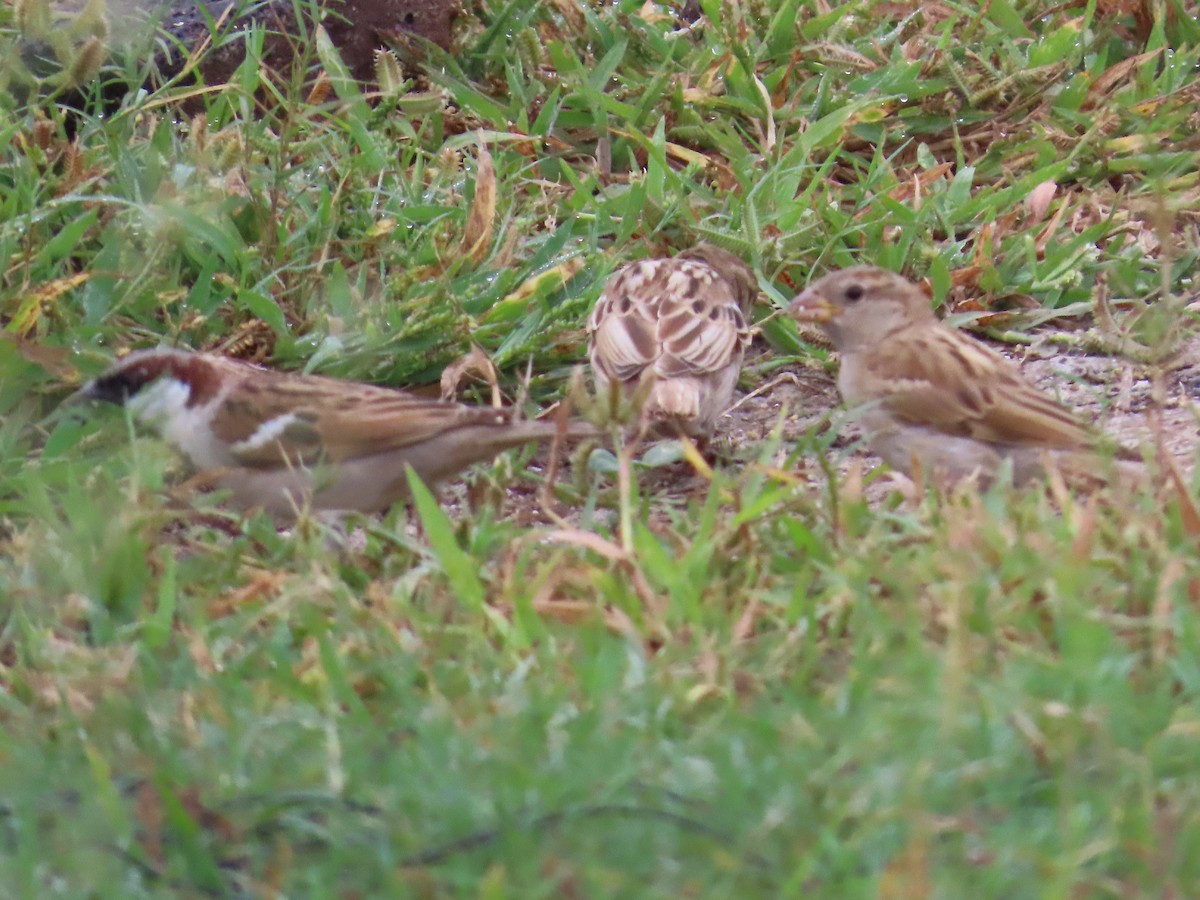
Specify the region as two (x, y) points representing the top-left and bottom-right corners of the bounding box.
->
(2, 0), (1200, 894)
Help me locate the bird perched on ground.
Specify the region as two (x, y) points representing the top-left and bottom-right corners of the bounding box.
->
(78, 348), (592, 517)
(587, 244), (757, 440)
(787, 266), (1138, 485)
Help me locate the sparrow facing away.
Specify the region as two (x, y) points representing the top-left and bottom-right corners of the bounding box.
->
(79, 348), (593, 517)
(587, 244), (757, 439)
(787, 266), (1125, 485)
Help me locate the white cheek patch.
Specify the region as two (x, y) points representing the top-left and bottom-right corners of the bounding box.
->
(127, 378), (193, 426)
(231, 413), (302, 455)
(126, 377), (231, 469)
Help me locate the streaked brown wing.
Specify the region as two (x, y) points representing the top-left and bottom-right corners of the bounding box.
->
(212, 370), (512, 467)
(655, 271), (749, 378)
(867, 327), (1093, 450)
(589, 258), (750, 383)
(312, 393), (511, 463)
(589, 261), (668, 383)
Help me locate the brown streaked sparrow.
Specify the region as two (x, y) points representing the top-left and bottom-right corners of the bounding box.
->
(587, 244), (757, 439)
(788, 266), (1135, 485)
(78, 348), (593, 517)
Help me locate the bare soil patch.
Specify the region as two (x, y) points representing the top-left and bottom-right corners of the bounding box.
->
(426, 333), (1200, 530)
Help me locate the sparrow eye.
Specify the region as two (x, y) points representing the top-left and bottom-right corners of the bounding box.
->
(844, 284), (865, 302)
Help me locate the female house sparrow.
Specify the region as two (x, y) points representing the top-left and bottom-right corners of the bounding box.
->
(79, 348), (592, 517)
(787, 266), (1129, 485)
(587, 244), (757, 438)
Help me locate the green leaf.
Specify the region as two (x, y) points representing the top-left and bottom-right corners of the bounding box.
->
(943, 165), (976, 214)
(406, 468), (503, 629)
(144, 552), (177, 650)
(796, 103), (861, 156)
(37, 208), (98, 265)
(986, 0), (1032, 39)
(238, 288), (289, 335)
(587, 39), (627, 95)
(155, 777), (226, 892)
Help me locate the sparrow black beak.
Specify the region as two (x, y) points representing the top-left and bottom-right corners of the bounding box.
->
(71, 375), (129, 406)
(787, 289), (837, 324)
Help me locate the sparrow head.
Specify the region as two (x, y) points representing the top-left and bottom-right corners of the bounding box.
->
(677, 243), (758, 310)
(787, 266), (934, 351)
(79, 348), (226, 418)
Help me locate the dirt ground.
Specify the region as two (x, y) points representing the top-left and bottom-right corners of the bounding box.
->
(387, 319), (1200, 544)
(487, 330), (1200, 529)
(722, 335), (1200, 471)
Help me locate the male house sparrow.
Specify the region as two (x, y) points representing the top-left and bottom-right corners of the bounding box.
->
(788, 266), (1132, 485)
(587, 244), (757, 438)
(79, 348), (591, 517)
